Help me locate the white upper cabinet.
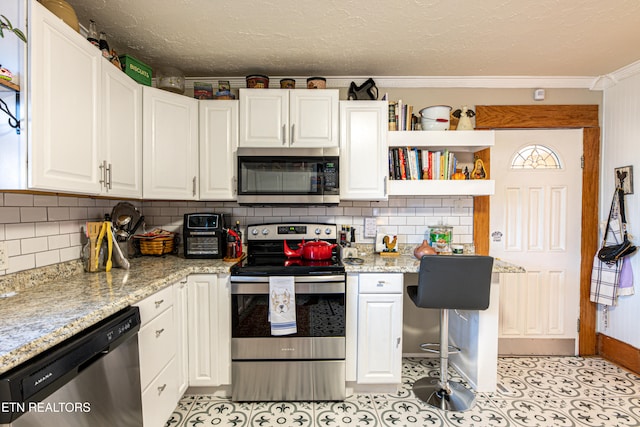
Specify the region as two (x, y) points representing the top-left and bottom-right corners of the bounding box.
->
(239, 89), (339, 148)
(339, 101), (388, 200)
(387, 130), (495, 196)
(28, 0), (142, 197)
(142, 86), (199, 200)
(29, 0), (102, 194)
(101, 62), (143, 198)
(199, 100), (238, 200)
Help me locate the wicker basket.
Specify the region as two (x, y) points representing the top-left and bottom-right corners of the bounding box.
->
(138, 236), (175, 255)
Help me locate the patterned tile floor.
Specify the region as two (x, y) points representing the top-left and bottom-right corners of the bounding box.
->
(165, 356), (640, 426)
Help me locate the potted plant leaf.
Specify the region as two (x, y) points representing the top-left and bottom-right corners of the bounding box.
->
(0, 14), (27, 42)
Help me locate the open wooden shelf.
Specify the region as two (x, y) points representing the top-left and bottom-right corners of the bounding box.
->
(0, 79), (20, 92)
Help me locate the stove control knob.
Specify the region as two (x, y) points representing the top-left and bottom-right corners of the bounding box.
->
(325, 228), (332, 235)
(261, 228), (269, 236)
(251, 228), (259, 236)
(315, 228), (321, 235)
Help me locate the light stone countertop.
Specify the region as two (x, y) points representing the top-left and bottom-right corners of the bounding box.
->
(0, 253), (523, 375)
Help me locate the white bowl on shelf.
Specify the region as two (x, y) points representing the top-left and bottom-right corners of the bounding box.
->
(419, 105), (451, 131)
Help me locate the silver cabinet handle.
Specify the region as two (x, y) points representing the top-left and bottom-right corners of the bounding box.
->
(232, 176), (237, 195)
(282, 124), (286, 145)
(157, 384), (167, 394)
(192, 176), (197, 197)
(106, 163), (112, 190)
(384, 176), (388, 196)
(396, 337), (401, 348)
(291, 124), (295, 145)
(99, 160), (107, 189)
(154, 299), (164, 308)
(155, 328), (165, 338)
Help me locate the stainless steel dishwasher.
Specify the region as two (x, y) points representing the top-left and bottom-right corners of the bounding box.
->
(0, 306), (143, 427)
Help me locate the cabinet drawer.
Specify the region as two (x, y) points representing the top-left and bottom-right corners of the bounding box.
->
(142, 357), (178, 427)
(139, 306), (176, 388)
(358, 273), (403, 294)
(136, 285), (175, 324)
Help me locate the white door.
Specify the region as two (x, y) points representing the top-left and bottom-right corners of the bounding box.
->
(239, 89), (288, 147)
(490, 129), (583, 355)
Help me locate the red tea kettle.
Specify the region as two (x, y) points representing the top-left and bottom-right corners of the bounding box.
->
(283, 239), (337, 260)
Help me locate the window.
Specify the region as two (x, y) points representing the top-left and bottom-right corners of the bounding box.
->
(511, 145), (561, 169)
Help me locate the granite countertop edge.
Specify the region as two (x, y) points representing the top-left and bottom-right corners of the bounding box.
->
(0, 254), (523, 375)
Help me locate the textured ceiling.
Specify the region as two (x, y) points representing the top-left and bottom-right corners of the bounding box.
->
(64, 0), (640, 79)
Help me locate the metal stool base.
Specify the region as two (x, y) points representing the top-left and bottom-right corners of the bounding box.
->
(412, 377), (476, 412)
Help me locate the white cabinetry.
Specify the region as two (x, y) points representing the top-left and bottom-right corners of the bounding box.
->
(356, 273), (403, 384)
(187, 274), (231, 387)
(29, 0), (101, 194)
(387, 130), (495, 196)
(143, 86), (199, 199)
(239, 89), (339, 148)
(199, 100), (238, 200)
(135, 285), (179, 427)
(101, 62), (143, 197)
(339, 101), (388, 200)
(28, 0), (142, 197)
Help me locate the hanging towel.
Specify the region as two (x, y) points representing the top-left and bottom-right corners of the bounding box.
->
(269, 276), (297, 336)
(618, 257), (635, 296)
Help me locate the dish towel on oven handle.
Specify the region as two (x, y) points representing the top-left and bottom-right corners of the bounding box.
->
(269, 276), (297, 336)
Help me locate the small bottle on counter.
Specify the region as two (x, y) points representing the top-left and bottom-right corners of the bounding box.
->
(99, 32), (111, 59)
(234, 220), (242, 243)
(87, 20), (99, 47)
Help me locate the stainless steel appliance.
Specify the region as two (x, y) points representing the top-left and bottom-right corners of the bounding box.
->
(236, 147), (340, 205)
(183, 213), (225, 258)
(230, 222), (346, 401)
(0, 307), (142, 427)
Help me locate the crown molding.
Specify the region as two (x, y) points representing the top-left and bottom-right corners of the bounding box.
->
(181, 75), (600, 91)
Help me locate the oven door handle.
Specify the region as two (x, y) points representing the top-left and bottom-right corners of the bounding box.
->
(231, 281), (344, 295)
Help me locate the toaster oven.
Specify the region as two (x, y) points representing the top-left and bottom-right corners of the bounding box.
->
(183, 213), (225, 258)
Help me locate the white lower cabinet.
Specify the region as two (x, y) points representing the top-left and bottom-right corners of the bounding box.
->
(356, 273), (404, 384)
(135, 284), (179, 426)
(187, 274), (231, 387)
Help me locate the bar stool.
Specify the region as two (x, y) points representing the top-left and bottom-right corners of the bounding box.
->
(407, 255), (494, 411)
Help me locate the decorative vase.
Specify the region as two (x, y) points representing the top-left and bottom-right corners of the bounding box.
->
(40, 0), (80, 33)
(414, 240), (436, 259)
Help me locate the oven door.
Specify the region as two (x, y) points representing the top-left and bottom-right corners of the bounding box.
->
(230, 276), (345, 360)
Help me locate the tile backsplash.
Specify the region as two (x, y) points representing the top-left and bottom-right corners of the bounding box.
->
(0, 192), (473, 275)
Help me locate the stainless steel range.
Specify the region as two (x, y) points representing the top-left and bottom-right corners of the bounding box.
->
(229, 222), (346, 402)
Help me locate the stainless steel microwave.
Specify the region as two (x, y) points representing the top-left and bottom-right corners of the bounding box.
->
(236, 147), (339, 205)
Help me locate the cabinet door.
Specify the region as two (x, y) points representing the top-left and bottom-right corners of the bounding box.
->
(102, 62), (142, 198)
(199, 100), (238, 200)
(239, 89), (288, 147)
(29, 1), (102, 194)
(290, 90), (339, 148)
(187, 274), (231, 386)
(174, 278), (189, 397)
(357, 293), (403, 384)
(340, 101), (388, 200)
(142, 86), (199, 199)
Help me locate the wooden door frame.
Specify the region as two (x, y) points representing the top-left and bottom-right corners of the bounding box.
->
(473, 105), (600, 355)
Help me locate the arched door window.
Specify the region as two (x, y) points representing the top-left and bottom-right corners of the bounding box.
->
(510, 144), (561, 169)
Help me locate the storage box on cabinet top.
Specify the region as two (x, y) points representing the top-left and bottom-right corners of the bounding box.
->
(119, 54), (152, 86)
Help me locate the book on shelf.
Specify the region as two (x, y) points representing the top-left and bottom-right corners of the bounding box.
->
(388, 147), (460, 181)
(388, 99), (419, 131)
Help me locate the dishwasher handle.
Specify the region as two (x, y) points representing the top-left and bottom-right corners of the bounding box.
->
(0, 306), (140, 423)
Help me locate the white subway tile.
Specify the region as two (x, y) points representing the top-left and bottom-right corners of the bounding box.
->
(21, 236), (48, 254)
(406, 216), (425, 226)
(0, 207), (21, 223)
(60, 246), (82, 262)
(398, 225), (416, 235)
(48, 207), (70, 221)
(5, 223), (35, 240)
(424, 198), (443, 207)
(343, 207), (362, 216)
(60, 220), (83, 235)
(69, 207), (89, 220)
(7, 254), (35, 274)
(58, 197), (79, 207)
(389, 216), (407, 226)
(406, 198), (425, 207)
(388, 198), (407, 207)
(308, 207), (327, 216)
(36, 222), (60, 237)
(77, 198), (96, 207)
(4, 193), (34, 206)
(36, 250), (61, 267)
(48, 234), (70, 250)
(398, 207), (416, 216)
(20, 207), (48, 223)
(6, 240), (20, 256)
(33, 195), (59, 207)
